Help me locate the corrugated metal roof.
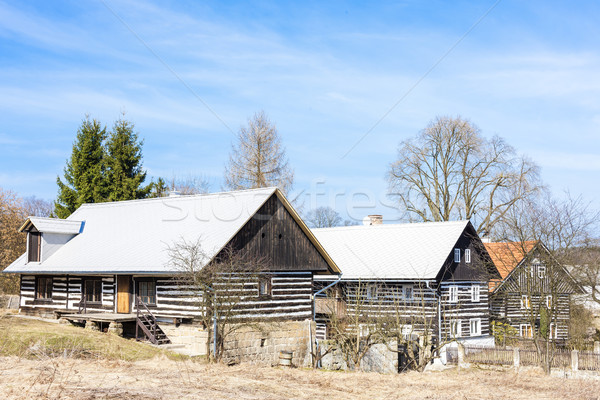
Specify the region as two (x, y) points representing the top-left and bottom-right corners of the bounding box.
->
(312, 220), (470, 280)
(20, 217), (83, 234)
(5, 187), (278, 274)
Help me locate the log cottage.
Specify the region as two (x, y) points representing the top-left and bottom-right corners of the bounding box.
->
(485, 241), (581, 342)
(4, 187), (340, 360)
(312, 218), (499, 347)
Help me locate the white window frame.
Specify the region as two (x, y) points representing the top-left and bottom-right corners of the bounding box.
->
(546, 295), (552, 309)
(549, 323), (557, 339)
(449, 285), (458, 303)
(402, 285), (413, 301)
(471, 284), (481, 302)
(537, 265), (546, 279)
(469, 318), (481, 336)
(520, 323), (532, 338)
(454, 248), (461, 263)
(521, 294), (530, 309)
(366, 285), (378, 300)
(450, 320), (462, 338)
(465, 249), (471, 264)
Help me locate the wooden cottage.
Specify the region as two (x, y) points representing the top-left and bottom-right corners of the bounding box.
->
(4, 187), (339, 349)
(312, 219), (499, 345)
(485, 241), (581, 342)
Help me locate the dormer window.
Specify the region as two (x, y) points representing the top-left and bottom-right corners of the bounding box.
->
(28, 232), (41, 262)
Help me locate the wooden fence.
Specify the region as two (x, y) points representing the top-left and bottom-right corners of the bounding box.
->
(448, 345), (600, 372)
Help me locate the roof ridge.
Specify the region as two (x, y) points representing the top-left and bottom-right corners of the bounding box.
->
(313, 219), (469, 232)
(73, 187), (278, 211)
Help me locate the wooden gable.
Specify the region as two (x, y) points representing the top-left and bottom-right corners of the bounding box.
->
(492, 245), (581, 295)
(222, 193), (331, 273)
(436, 222), (499, 282)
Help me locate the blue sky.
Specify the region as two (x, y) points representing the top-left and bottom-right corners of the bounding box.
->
(1, 1), (599, 222)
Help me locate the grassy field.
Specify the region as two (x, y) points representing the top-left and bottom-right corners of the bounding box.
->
(0, 312), (186, 362)
(1, 313), (599, 400)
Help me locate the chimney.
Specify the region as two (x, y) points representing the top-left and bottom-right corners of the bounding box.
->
(363, 214), (383, 226)
(480, 237), (491, 243)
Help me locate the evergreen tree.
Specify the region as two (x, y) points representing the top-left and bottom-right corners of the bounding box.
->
(105, 117), (151, 201)
(54, 117), (107, 218)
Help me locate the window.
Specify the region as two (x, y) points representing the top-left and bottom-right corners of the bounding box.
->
(465, 249), (471, 264)
(28, 232), (41, 262)
(84, 279), (102, 303)
(450, 320), (462, 337)
(258, 277), (272, 297)
(137, 280), (156, 305)
(469, 318), (481, 336)
(537, 265), (546, 279)
(35, 277), (52, 300)
(454, 248), (461, 263)
(549, 323), (557, 339)
(521, 295), (530, 309)
(546, 295), (552, 309)
(520, 323), (533, 338)
(366, 285), (378, 300)
(471, 284), (481, 302)
(403, 285), (413, 301)
(449, 285), (458, 303)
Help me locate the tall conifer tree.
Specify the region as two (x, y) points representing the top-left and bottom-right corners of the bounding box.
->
(105, 117), (151, 201)
(54, 117), (107, 218)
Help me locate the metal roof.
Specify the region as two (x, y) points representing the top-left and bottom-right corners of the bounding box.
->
(19, 217), (83, 234)
(312, 220), (470, 280)
(6, 187), (283, 274)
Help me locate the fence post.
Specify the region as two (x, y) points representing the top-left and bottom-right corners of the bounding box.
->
(513, 348), (520, 370)
(457, 344), (468, 369)
(594, 341), (600, 354)
(571, 350), (579, 372)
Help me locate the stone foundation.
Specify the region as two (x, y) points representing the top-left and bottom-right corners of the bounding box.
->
(159, 323), (209, 356)
(218, 320), (314, 367)
(320, 341), (399, 373)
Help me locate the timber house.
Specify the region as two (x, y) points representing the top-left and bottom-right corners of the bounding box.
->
(312, 218), (499, 345)
(4, 187), (340, 352)
(485, 241), (581, 342)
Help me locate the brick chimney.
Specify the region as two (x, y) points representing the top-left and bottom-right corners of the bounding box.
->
(363, 214), (383, 226)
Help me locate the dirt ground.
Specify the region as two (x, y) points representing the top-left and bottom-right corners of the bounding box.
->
(0, 356), (599, 400)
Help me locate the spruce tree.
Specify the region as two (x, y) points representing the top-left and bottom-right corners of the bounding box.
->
(105, 117), (151, 201)
(54, 117), (107, 218)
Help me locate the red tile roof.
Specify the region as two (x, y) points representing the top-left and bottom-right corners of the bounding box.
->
(484, 241), (537, 292)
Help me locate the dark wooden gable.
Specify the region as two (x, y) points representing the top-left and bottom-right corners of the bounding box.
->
(436, 222), (499, 282)
(222, 193), (330, 273)
(494, 247), (581, 295)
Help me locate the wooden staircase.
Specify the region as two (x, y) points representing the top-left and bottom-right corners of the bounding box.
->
(135, 296), (171, 345)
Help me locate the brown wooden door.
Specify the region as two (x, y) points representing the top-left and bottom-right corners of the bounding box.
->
(117, 275), (132, 313)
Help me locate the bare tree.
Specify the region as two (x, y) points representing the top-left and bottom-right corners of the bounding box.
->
(168, 175), (210, 195)
(387, 116), (541, 237)
(493, 191), (596, 374)
(0, 188), (27, 294)
(224, 111), (294, 194)
(167, 238), (269, 361)
(22, 196), (53, 217)
(305, 207), (343, 228)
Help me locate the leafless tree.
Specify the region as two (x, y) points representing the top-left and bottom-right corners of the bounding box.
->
(387, 116), (541, 237)
(493, 191), (597, 374)
(305, 207), (343, 228)
(0, 188), (27, 294)
(224, 111), (294, 194)
(167, 238), (269, 361)
(22, 196), (53, 217)
(168, 175), (210, 195)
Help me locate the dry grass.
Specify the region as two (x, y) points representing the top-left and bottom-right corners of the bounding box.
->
(1, 314), (599, 399)
(0, 313), (187, 362)
(1, 357), (599, 400)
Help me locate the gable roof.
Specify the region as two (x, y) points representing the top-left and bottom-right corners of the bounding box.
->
(5, 187), (339, 275)
(484, 241), (538, 280)
(313, 220), (470, 280)
(19, 216), (84, 235)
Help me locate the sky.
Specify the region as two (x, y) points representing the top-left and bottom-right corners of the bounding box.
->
(1, 0), (599, 223)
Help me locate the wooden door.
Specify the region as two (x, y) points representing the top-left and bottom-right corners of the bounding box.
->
(117, 275), (132, 313)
